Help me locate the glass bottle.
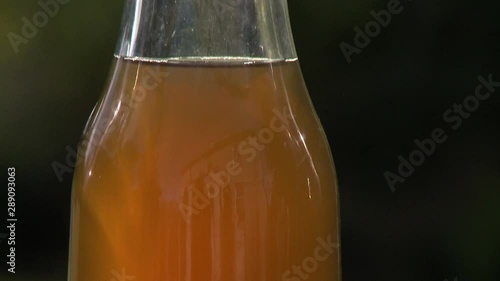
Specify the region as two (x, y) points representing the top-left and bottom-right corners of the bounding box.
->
(68, 0), (341, 280)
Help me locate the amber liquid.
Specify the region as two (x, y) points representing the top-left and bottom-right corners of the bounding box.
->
(69, 58), (340, 281)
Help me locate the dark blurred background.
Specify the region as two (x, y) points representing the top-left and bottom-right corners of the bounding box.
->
(1, 0), (500, 280)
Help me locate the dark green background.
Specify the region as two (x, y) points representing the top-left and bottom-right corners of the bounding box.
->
(1, 0), (500, 280)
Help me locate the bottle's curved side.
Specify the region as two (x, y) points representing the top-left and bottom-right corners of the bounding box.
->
(68, 59), (341, 281)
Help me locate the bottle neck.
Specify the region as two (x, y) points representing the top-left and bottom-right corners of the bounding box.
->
(115, 0), (298, 62)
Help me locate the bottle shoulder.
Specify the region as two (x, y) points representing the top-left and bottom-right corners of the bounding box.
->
(74, 59), (336, 192)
